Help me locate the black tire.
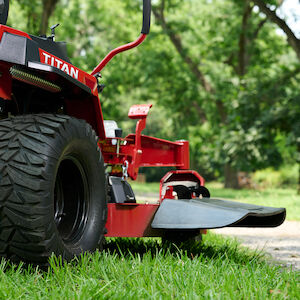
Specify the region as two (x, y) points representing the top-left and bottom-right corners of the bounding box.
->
(162, 230), (202, 247)
(0, 114), (107, 264)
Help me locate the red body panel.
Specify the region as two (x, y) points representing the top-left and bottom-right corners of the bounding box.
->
(39, 49), (98, 96)
(0, 25), (106, 139)
(38, 49), (107, 138)
(0, 25), (31, 40)
(64, 96), (106, 139)
(0, 63), (11, 99)
(105, 203), (160, 237)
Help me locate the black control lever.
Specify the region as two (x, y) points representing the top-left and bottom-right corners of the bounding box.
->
(141, 0), (151, 35)
(0, 0), (9, 25)
(50, 23), (60, 41)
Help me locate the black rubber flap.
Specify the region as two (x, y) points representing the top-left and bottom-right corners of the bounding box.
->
(151, 198), (286, 229)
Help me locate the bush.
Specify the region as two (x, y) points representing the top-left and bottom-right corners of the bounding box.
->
(252, 165), (298, 189)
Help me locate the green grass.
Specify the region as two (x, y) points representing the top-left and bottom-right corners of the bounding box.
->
(129, 181), (160, 194)
(130, 181), (300, 221)
(0, 234), (299, 299)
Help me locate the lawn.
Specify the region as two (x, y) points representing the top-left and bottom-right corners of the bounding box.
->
(130, 181), (300, 221)
(0, 234), (299, 299)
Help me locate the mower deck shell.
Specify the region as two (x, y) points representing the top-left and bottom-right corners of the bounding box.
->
(152, 198), (286, 230)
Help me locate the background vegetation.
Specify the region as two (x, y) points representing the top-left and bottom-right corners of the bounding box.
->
(8, 0), (300, 191)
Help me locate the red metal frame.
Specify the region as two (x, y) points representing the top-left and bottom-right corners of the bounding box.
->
(159, 170), (205, 201)
(101, 104), (207, 238)
(100, 104), (190, 180)
(105, 168), (207, 238)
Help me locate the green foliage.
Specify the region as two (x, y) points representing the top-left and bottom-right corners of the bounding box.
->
(252, 165), (299, 189)
(9, 0), (41, 34)
(7, 0), (300, 187)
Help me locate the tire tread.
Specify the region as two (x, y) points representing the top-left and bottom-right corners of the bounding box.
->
(0, 114), (107, 264)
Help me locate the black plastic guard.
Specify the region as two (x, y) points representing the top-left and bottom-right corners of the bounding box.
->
(109, 176), (136, 204)
(151, 198), (286, 229)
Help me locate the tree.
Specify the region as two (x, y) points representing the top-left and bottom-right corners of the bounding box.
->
(150, 0), (296, 188)
(252, 0), (300, 60)
(40, 0), (60, 35)
(11, 0), (60, 35)
(252, 0), (300, 193)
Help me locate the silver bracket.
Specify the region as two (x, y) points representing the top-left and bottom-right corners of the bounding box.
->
(122, 160), (129, 180)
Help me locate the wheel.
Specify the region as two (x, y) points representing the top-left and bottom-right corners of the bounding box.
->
(0, 114), (107, 264)
(162, 230), (202, 247)
(162, 184), (208, 246)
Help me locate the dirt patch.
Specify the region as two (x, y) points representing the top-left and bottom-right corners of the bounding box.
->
(212, 221), (300, 270)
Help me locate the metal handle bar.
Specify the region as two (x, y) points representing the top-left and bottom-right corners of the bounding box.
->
(91, 0), (152, 75)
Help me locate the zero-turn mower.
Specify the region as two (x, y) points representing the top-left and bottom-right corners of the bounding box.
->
(0, 0), (285, 264)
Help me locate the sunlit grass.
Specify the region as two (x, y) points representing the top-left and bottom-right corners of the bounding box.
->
(0, 234), (298, 299)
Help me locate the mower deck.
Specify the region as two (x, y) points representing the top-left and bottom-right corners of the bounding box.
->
(105, 197), (286, 238)
(152, 198), (286, 229)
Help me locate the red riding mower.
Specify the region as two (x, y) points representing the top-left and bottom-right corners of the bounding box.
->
(0, 0), (285, 264)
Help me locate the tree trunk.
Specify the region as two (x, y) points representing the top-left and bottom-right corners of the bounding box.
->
(40, 0), (60, 36)
(237, 1), (252, 77)
(298, 143), (300, 195)
(298, 163), (300, 195)
(224, 164), (240, 189)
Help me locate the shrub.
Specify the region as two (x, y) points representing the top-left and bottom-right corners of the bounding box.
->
(252, 165), (298, 189)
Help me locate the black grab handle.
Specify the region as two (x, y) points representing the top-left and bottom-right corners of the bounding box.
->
(0, 0), (9, 25)
(141, 0), (151, 34)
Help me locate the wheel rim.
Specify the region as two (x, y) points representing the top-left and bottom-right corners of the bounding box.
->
(54, 156), (89, 244)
